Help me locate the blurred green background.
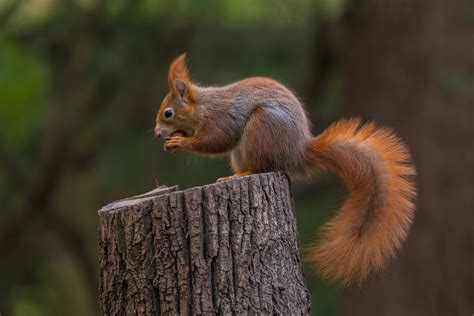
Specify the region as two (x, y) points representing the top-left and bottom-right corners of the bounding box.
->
(0, 0), (473, 315)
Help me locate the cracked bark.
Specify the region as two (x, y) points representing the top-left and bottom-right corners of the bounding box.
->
(98, 172), (310, 315)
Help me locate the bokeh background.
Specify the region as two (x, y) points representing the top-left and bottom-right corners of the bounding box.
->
(0, 0), (473, 315)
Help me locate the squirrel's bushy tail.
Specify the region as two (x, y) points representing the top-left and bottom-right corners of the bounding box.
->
(306, 118), (416, 287)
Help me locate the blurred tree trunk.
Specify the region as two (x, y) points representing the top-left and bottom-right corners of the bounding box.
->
(98, 173), (311, 315)
(341, 0), (474, 315)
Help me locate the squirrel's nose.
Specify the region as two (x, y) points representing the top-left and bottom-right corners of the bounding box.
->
(154, 127), (161, 139)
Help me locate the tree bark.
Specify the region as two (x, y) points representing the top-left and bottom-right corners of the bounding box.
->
(98, 172), (311, 315)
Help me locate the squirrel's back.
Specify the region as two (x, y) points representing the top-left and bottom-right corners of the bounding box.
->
(197, 77), (309, 124)
(196, 77), (312, 174)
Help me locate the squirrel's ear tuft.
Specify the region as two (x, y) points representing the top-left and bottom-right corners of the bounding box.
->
(168, 53), (189, 89)
(168, 53), (194, 102)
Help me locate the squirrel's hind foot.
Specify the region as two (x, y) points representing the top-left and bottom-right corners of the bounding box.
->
(216, 172), (252, 182)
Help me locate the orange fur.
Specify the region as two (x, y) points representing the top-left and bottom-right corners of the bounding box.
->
(168, 54), (188, 88)
(155, 55), (417, 287)
(306, 118), (416, 286)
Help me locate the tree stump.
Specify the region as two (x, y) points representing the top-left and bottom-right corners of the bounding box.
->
(98, 172), (311, 315)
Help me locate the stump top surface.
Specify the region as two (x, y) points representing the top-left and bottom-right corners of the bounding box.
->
(98, 185), (179, 213)
(98, 172), (288, 214)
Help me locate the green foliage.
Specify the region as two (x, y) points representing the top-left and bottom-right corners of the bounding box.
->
(295, 181), (343, 316)
(436, 66), (474, 101)
(12, 299), (47, 316)
(315, 0), (348, 20)
(314, 68), (343, 121)
(0, 38), (49, 148)
(458, 0), (474, 26)
(8, 253), (93, 316)
(134, 0), (316, 26)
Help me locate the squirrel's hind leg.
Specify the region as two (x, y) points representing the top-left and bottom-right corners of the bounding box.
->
(230, 148), (247, 173)
(216, 148), (253, 182)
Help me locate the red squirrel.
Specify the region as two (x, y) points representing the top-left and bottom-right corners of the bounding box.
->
(155, 54), (416, 287)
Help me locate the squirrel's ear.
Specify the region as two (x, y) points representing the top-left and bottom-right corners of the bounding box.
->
(173, 79), (187, 100)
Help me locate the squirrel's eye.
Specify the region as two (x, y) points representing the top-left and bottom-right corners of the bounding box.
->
(164, 108), (174, 120)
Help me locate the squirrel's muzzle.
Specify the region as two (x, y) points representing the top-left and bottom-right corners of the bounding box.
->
(155, 125), (171, 139)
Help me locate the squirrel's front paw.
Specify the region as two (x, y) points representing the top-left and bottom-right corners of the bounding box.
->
(164, 136), (191, 153)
